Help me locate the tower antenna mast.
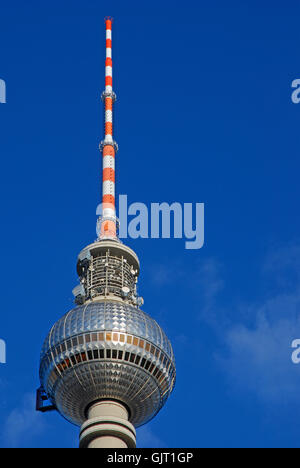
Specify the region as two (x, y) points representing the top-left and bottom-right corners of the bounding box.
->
(98, 17), (118, 240)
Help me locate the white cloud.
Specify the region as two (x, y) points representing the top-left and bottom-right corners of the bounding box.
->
(136, 425), (166, 448)
(196, 258), (225, 322)
(199, 245), (300, 404)
(2, 393), (48, 448)
(218, 297), (300, 402)
(147, 262), (185, 287)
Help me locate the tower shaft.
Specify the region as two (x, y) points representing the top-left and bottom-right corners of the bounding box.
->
(80, 401), (136, 449)
(99, 18), (118, 240)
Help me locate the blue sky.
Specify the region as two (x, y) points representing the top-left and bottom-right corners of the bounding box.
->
(1, 0), (300, 448)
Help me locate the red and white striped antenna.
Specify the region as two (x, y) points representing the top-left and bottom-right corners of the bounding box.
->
(98, 17), (118, 240)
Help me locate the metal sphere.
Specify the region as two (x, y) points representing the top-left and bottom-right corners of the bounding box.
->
(39, 300), (176, 427)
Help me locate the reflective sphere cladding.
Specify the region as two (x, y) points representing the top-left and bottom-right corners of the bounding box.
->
(39, 301), (176, 427)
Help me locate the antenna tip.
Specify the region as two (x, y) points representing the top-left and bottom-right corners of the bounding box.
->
(104, 16), (113, 28)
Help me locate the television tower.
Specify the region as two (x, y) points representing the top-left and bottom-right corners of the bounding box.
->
(37, 18), (176, 449)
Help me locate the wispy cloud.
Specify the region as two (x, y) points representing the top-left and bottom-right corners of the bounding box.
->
(200, 244), (300, 405)
(218, 296), (300, 403)
(147, 262), (185, 287)
(1, 393), (48, 448)
(136, 425), (166, 448)
(195, 257), (225, 323)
